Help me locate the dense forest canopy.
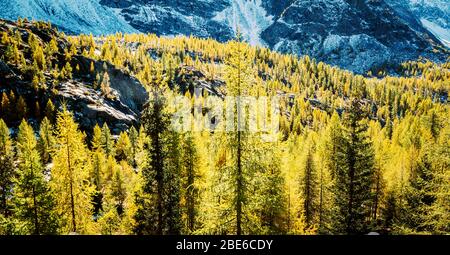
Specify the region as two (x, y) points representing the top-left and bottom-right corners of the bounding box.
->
(0, 19), (449, 235)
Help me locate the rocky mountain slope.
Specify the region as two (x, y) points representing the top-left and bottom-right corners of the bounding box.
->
(0, 0), (448, 74)
(261, 0), (448, 73)
(0, 0), (136, 35)
(0, 19), (147, 134)
(385, 0), (450, 48)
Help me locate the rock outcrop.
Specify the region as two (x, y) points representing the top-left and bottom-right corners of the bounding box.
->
(174, 66), (225, 99)
(0, 19), (148, 134)
(261, 0), (447, 73)
(57, 80), (139, 134)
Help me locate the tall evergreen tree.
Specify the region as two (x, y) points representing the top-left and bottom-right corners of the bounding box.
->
(0, 119), (15, 218)
(425, 124), (450, 233)
(391, 116), (436, 234)
(332, 99), (375, 234)
(254, 144), (287, 234)
(221, 33), (255, 235)
(51, 107), (94, 234)
(90, 124), (106, 217)
(133, 91), (182, 235)
(164, 129), (182, 234)
(315, 116), (340, 233)
(402, 153), (435, 233)
(301, 140), (318, 229)
(14, 120), (59, 234)
(402, 140), (436, 232)
(181, 133), (199, 233)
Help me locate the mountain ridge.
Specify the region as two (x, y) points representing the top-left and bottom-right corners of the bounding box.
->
(0, 0), (448, 74)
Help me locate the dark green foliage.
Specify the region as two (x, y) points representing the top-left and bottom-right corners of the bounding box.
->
(332, 100), (375, 234)
(14, 121), (59, 234)
(0, 120), (15, 219)
(133, 91), (182, 235)
(302, 144), (318, 229)
(181, 133), (199, 233)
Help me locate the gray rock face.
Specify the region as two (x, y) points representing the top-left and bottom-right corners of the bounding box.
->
(174, 66), (225, 98)
(385, 0), (450, 48)
(322, 34), (391, 74)
(100, 0), (234, 42)
(96, 0), (450, 73)
(74, 56), (149, 112)
(261, 0), (446, 73)
(57, 80), (138, 132)
(66, 56), (149, 133)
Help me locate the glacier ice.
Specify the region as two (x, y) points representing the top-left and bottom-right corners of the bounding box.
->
(213, 0), (273, 46)
(421, 18), (450, 48)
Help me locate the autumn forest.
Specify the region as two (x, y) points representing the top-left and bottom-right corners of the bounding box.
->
(0, 19), (449, 235)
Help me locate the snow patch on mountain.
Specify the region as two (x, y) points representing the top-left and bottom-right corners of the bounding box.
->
(408, 0), (450, 30)
(386, 0), (449, 48)
(128, 5), (164, 24)
(421, 19), (450, 48)
(213, 0), (273, 46)
(410, 0), (449, 12)
(0, 0), (136, 35)
(322, 34), (392, 74)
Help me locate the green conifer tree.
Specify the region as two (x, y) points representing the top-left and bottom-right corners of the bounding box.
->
(181, 133), (199, 233)
(332, 100), (375, 234)
(14, 120), (59, 234)
(0, 119), (15, 218)
(133, 91), (182, 235)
